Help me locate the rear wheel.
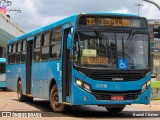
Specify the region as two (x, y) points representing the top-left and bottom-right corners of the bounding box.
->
(106, 107), (125, 113)
(50, 85), (67, 112)
(17, 81), (33, 102)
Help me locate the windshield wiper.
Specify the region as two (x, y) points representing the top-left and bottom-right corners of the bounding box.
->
(95, 29), (102, 40)
(124, 29), (135, 49)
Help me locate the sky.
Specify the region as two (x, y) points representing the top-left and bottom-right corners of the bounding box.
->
(6, 0), (160, 32)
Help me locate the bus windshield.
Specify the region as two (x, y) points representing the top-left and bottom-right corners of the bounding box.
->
(74, 31), (149, 70)
(0, 63), (6, 74)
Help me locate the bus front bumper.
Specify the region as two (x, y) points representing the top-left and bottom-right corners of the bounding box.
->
(71, 83), (150, 105)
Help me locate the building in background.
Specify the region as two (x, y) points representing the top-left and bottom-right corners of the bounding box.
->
(0, 14), (25, 89)
(0, 14), (25, 58)
(148, 19), (160, 80)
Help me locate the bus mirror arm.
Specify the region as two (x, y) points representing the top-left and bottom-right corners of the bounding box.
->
(67, 34), (73, 49)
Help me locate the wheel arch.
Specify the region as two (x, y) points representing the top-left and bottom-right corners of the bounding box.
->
(17, 77), (21, 91)
(49, 78), (57, 97)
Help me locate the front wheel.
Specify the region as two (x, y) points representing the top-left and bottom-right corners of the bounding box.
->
(50, 85), (67, 112)
(106, 107), (125, 113)
(17, 81), (33, 102)
(17, 81), (26, 102)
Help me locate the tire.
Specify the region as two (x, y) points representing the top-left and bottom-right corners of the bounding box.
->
(106, 107), (125, 113)
(17, 81), (33, 102)
(17, 81), (27, 102)
(26, 97), (33, 102)
(50, 85), (67, 112)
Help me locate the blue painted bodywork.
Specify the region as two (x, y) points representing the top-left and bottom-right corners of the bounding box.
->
(88, 12), (137, 17)
(72, 68), (151, 105)
(6, 13), (151, 106)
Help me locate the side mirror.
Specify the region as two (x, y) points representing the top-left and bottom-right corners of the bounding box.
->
(67, 34), (72, 49)
(71, 27), (74, 34)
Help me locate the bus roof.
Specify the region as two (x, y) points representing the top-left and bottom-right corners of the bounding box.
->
(7, 12), (138, 44)
(7, 14), (77, 44)
(88, 12), (137, 17)
(0, 58), (6, 63)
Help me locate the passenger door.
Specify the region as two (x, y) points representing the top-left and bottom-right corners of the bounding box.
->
(62, 24), (72, 102)
(26, 37), (34, 94)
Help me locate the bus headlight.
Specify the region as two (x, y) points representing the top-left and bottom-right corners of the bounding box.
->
(84, 83), (91, 93)
(75, 78), (92, 93)
(75, 79), (83, 87)
(147, 81), (151, 86)
(142, 84), (147, 92)
(141, 81), (151, 93)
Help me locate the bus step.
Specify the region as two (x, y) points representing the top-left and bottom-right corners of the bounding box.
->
(62, 102), (71, 105)
(26, 94), (33, 98)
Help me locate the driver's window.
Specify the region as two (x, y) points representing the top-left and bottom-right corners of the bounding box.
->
(73, 33), (80, 61)
(100, 32), (116, 61)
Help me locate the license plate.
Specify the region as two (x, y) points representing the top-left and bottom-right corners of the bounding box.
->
(111, 96), (124, 100)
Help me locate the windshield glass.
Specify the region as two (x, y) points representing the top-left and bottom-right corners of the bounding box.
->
(0, 63), (6, 74)
(73, 31), (149, 70)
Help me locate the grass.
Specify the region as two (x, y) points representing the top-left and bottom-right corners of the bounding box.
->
(151, 97), (160, 100)
(151, 81), (160, 100)
(151, 81), (160, 88)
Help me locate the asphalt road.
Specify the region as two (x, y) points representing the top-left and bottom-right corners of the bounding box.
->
(0, 91), (160, 120)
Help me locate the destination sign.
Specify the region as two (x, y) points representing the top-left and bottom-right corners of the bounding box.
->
(87, 18), (130, 27)
(78, 15), (147, 28)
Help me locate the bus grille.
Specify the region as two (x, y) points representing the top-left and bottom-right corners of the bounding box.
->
(88, 72), (145, 81)
(92, 90), (141, 100)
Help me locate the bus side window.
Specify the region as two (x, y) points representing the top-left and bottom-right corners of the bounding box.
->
(50, 27), (62, 59)
(8, 45), (12, 54)
(16, 42), (21, 64)
(18, 42), (21, 52)
(33, 35), (41, 61)
(11, 43), (16, 64)
(41, 31), (50, 60)
(7, 45), (12, 64)
(15, 43), (18, 63)
(21, 40), (26, 63)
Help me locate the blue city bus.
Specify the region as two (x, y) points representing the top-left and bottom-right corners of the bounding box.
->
(6, 13), (151, 113)
(0, 58), (6, 90)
